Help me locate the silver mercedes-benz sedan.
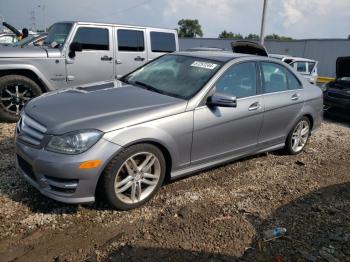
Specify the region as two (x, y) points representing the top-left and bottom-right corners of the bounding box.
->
(15, 51), (323, 210)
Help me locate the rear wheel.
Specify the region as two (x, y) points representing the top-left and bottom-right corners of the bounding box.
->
(0, 75), (42, 122)
(285, 117), (311, 155)
(101, 144), (166, 210)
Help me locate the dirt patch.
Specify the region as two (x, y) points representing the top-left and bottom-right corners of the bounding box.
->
(0, 119), (349, 261)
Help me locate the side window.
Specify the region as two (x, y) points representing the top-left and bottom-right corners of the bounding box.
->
(261, 62), (288, 93)
(150, 32), (176, 53)
(296, 61), (307, 73)
(117, 29), (144, 52)
(215, 62), (257, 98)
(287, 70), (302, 90)
(73, 27), (109, 50)
(307, 62), (316, 74)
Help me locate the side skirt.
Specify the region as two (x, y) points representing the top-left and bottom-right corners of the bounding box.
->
(170, 143), (285, 180)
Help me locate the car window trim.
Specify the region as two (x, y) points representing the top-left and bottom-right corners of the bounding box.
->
(199, 60), (260, 105)
(286, 68), (303, 90)
(73, 26), (110, 51)
(259, 61), (303, 94)
(116, 28), (145, 52)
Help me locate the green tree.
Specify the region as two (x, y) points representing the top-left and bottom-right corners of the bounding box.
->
(177, 19), (203, 38)
(265, 34), (293, 40)
(218, 30), (243, 39)
(245, 33), (260, 40)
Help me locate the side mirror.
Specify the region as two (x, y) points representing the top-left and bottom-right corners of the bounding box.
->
(207, 93), (237, 108)
(68, 42), (82, 58)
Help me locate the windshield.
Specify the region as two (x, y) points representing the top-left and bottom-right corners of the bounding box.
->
(44, 22), (73, 48)
(123, 55), (223, 99)
(12, 35), (35, 47)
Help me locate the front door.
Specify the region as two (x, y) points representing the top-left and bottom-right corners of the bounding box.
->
(115, 28), (147, 78)
(66, 25), (114, 86)
(191, 61), (264, 165)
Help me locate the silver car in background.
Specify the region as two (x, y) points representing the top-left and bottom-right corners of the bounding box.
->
(269, 54), (318, 84)
(15, 51), (323, 210)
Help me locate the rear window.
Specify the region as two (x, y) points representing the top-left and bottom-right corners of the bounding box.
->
(150, 32), (176, 53)
(117, 29), (144, 52)
(73, 27), (109, 50)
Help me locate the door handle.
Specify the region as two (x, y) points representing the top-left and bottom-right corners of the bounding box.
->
(291, 93), (301, 101)
(115, 59), (122, 64)
(101, 55), (113, 61)
(134, 56), (145, 62)
(248, 102), (261, 111)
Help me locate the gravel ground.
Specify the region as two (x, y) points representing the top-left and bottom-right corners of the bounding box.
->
(0, 114), (349, 262)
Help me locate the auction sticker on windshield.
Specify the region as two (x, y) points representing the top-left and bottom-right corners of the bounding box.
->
(191, 61), (218, 70)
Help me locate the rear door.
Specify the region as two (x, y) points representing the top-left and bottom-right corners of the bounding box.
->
(66, 25), (114, 85)
(115, 28), (146, 78)
(258, 62), (304, 147)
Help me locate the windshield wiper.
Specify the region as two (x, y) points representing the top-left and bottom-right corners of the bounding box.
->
(134, 81), (168, 96)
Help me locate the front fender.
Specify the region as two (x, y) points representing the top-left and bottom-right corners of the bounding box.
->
(103, 112), (194, 172)
(0, 63), (52, 90)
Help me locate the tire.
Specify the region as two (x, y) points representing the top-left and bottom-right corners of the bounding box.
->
(101, 144), (166, 210)
(285, 117), (311, 155)
(0, 75), (42, 122)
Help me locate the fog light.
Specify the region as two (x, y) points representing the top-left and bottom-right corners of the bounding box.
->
(79, 160), (101, 169)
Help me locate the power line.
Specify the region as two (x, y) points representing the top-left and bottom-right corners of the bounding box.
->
(113, 0), (153, 14)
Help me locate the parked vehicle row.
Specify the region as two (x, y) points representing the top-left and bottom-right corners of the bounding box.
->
(0, 21), (178, 122)
(15, 51), (323, 210)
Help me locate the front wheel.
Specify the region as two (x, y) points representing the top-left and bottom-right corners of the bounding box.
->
(0, 75), (42, 122)
(101, 144), (166, 210)
(285, 117), (311, 155)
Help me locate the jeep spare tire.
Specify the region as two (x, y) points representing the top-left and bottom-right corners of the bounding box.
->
(0, 75), (42, 122)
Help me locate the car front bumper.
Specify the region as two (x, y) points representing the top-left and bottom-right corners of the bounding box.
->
(15, 137), (122, 204)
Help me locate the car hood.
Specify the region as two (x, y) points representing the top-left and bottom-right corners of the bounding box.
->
(336, 56), (350, 79)
(0, 46), (48, 58)
(24, 82), (187, 134)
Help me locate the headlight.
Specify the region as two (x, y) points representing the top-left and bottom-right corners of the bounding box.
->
(46, 130), (103, 154)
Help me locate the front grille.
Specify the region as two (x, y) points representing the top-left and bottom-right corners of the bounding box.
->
(327, 92), (350, 100)
(17, 114), (47, 147)
(17, 155), (36, 182)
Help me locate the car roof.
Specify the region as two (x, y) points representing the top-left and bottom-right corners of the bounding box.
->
(56, 21), (176, 32)
(269, 54), (316, 62)
(174, 51), (253, 62)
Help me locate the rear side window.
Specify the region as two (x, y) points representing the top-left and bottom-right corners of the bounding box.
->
(117, 29), (144, 52)
(287, 70), (302, 90)
(296, 61), (307, 73)
(73, 27), (109, 50)
(215, 62), (257, 98)
(150, 32), (176, 53)
(261, 62), (288, 93)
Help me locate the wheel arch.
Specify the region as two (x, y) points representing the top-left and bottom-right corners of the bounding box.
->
(0, 69), (49, 93)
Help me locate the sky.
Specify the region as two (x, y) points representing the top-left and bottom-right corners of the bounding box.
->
(0, 0), (349, 39)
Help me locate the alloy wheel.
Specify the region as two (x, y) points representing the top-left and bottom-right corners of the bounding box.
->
(291, 120), (310, 152)
(0, 83), (34, 115)
(114, 152), (161, 204)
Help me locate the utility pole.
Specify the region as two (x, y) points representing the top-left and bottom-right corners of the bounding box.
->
(260, 0), (268, 45)
(0, 15), (4, 32)
(38, 4), (46, 32)
(30, 10), (36, 31)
